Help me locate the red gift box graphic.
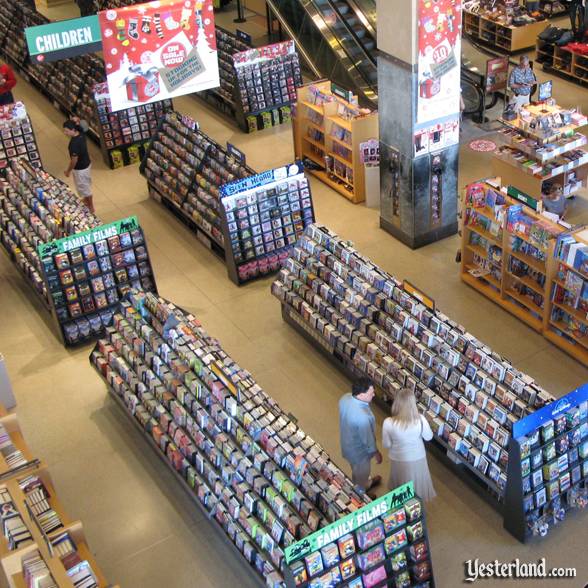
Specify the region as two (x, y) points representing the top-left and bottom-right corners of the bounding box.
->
(419, 77), (441, 99)
(123, 64), (161, 102)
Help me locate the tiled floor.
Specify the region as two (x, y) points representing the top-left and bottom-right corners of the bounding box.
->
(1, 5), (588, 588)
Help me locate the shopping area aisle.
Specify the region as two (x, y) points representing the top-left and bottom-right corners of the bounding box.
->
(1, 35), (588, 588)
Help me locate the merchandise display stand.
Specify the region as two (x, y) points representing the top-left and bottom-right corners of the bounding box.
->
(504, 384), (588, 541)
(90, 290), (368, 587)
(219, 161), (316, 285)
(463, 10), (546, 52)
(269, 223), (588, 541)
(232, 40), (303, 134)
(292, 81), (378, 204)
(92, 83), (174, 169)
(537, 40), (588, 88)
(197, 27), (252, 123)
(494, 102), (588, 200)
(37, 216), (158, 346)
(0, 159), (100, 310)
(0, 401), (115, 586)
(462, 181), (588, 367)
(283, 482), (436, 588)
(0, 103), (42, 171)
(141, 111), (254, 259)
(461, 180), (565, 333)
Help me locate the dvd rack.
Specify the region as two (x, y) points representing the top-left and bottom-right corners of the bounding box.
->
(90, 289), (368, 587)
(0, 103), (42, 171)
(504, 384), (588, 541)
(0, 159), (100, 310)
(37, 216), (158, 346)
(283, 482), (436, 588)
(140, 111), (254, 260)
(197, 27), (252, 123)
(232, 40), (303, 134)
(93, 82), (174, 169)
(219, 161), (316, 285)
(268, 224), (588, 542)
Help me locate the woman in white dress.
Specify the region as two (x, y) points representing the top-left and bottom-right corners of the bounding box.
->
(382, 388), (436, 501)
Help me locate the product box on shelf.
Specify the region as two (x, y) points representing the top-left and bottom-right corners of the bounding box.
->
(219, 161), (316, 285)
(0, 159), (100, 309)
(504, 383), (588, 541)
(0, 102), (42, 171)
(283, 481), (435, 588)
(37, 216), (157, 346)
(93, 82), (173, 169)
(269, 223), (587, 542)
(89, 289), (368, 586)
(232, 40), (303, 133)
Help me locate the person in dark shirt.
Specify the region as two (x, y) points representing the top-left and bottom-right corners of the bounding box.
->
(63, 118), (94, 212)
(0, 63), (16, 106)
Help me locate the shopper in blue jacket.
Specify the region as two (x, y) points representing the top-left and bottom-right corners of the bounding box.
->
(339, 377), (382, 497)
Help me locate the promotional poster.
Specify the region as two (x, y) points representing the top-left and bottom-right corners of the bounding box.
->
(416, 0), (462, 125)
(99, 0), (219, 112)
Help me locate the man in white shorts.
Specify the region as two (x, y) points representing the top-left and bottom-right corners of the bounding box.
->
(63, 118), (94, 213)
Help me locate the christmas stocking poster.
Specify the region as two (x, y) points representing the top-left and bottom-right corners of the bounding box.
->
(99, 0), (219, 112)
(416, 0), (462, 125)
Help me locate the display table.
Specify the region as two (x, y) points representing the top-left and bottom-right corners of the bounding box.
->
(493, 102), (588, 199)
(464, 11), (546, 53)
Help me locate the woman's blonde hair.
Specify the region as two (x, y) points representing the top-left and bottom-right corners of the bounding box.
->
(390, 388), (421, 428)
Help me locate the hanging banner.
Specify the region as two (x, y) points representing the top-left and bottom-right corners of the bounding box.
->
(25, 15), (102, 62)
(99, 0), (220, 113)
(416, 0), (462, 126)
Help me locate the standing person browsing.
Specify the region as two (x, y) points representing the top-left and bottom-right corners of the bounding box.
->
(339, 377), (382, 498)
(0, 62), (16, 106)
(63, 119), (94, 213)
(382, 388), (436, 501)
(508, 55), (536, 112)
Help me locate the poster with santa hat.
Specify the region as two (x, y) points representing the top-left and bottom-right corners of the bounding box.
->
(99, 0), (219, 112)
(416, 0), (462, 126)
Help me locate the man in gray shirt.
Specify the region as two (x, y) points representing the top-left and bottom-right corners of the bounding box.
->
(339, 377), (382, 496)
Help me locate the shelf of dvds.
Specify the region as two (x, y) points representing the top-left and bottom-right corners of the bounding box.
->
(292, 81), (378, 204)
(461, 181), (588, 367)
(494, 102), (588, 200)
(0, 103), (42, 171)
(504, 384), (588, 541)
(90, 290), (372, 587)
(0, 159), (101, 310)
(37, 216), (158, 346)
(283, 482), (436, 588)
(232, 40), (302, 134)
(461, 181), (566, 333)
(269, 223), (588, 541)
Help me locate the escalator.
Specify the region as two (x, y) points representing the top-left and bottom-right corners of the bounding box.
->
(266, 0), (378, 106)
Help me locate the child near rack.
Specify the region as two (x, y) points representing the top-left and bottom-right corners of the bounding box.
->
(542, 184), (566, 219)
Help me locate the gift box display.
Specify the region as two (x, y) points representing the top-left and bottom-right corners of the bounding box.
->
(90, 289), (366, 586)
(37, 216), (157, 346)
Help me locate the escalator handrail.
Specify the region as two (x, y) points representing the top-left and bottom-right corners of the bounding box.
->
(264, 0), (323, 79)
(325, 0), (377, 68)
(343, 0), (377, 39)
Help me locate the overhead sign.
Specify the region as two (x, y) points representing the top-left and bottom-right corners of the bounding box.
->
(38, 216), (139, 258)
(220, 161), (303, 198)
(25, 15), (102, 62)
(283, 482), (415, 565)
(416, 0), (462, 126)
(99, 0), (220, 113)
